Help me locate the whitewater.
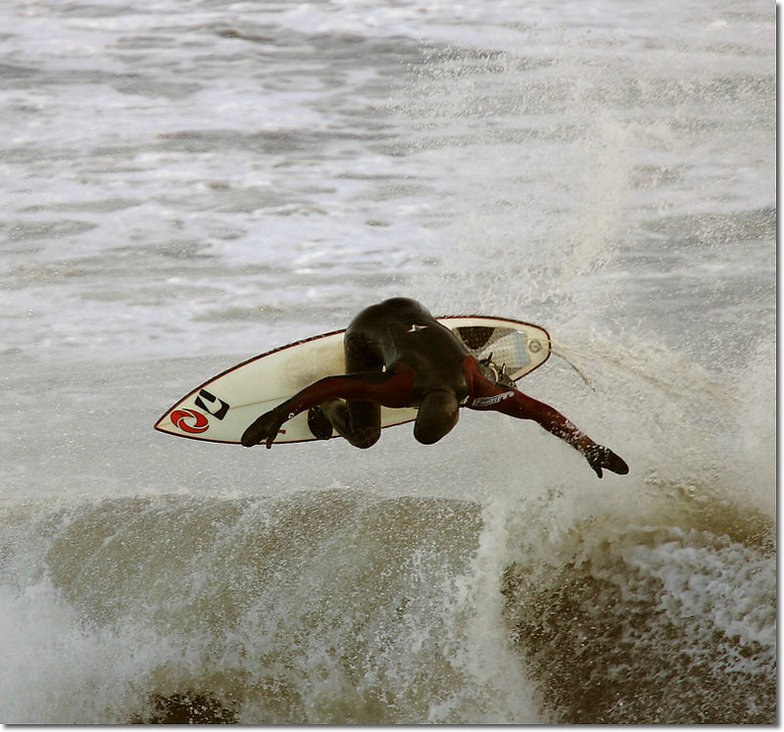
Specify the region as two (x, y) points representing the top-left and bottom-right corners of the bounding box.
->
(0, 0), (775, 724)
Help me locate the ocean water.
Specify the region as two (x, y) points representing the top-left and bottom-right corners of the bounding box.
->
(0, 0), (775, 724)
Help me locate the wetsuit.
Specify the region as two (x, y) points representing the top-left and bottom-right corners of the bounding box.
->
(241, 298), (629, 478)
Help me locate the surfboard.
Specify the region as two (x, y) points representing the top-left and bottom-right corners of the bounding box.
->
(154, 316), (551, 445)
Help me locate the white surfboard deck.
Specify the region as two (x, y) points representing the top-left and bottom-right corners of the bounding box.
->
(154, 316), (551, 445)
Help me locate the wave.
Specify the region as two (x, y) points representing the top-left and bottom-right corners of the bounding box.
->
(0, 476), (773, 724)
(0, 490), (532, 723)
(503, 493), (774, 724)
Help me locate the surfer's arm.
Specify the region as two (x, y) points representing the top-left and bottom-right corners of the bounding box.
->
(463, 358), (628, 477)
(494, 391), (592, 450)
(483, 390), (628, 477)
(241, 368), (415, 448)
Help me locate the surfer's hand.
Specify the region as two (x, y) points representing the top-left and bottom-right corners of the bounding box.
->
(585, 444), (629, 478)
(241, 408), (288, 449)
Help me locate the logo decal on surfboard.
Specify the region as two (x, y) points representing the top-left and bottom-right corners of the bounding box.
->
(171, 409), (210, 434)
(195, 389), (230, 420)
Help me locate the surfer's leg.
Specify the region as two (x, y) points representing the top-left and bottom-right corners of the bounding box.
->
(320, 321), (385, 448)
(319, 398), (380, 449)
(311, 299), (430, 447)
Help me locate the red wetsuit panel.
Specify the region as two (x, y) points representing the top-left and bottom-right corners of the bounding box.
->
(461, 356), (591, 452)
(279, 365), (417, 419)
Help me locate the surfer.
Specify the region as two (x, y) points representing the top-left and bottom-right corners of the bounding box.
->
(241, 298), (629, 478)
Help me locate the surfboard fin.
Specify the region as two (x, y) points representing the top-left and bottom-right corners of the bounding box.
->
(496, 363), (516, 389)
(480, 353), (516, 389)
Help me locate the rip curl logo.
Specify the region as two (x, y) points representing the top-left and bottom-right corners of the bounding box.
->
(171, 409), (209, 434)
(470, 391), (515, 408)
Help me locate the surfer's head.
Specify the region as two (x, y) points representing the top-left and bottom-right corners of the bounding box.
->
(414, 390), (459, 445)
